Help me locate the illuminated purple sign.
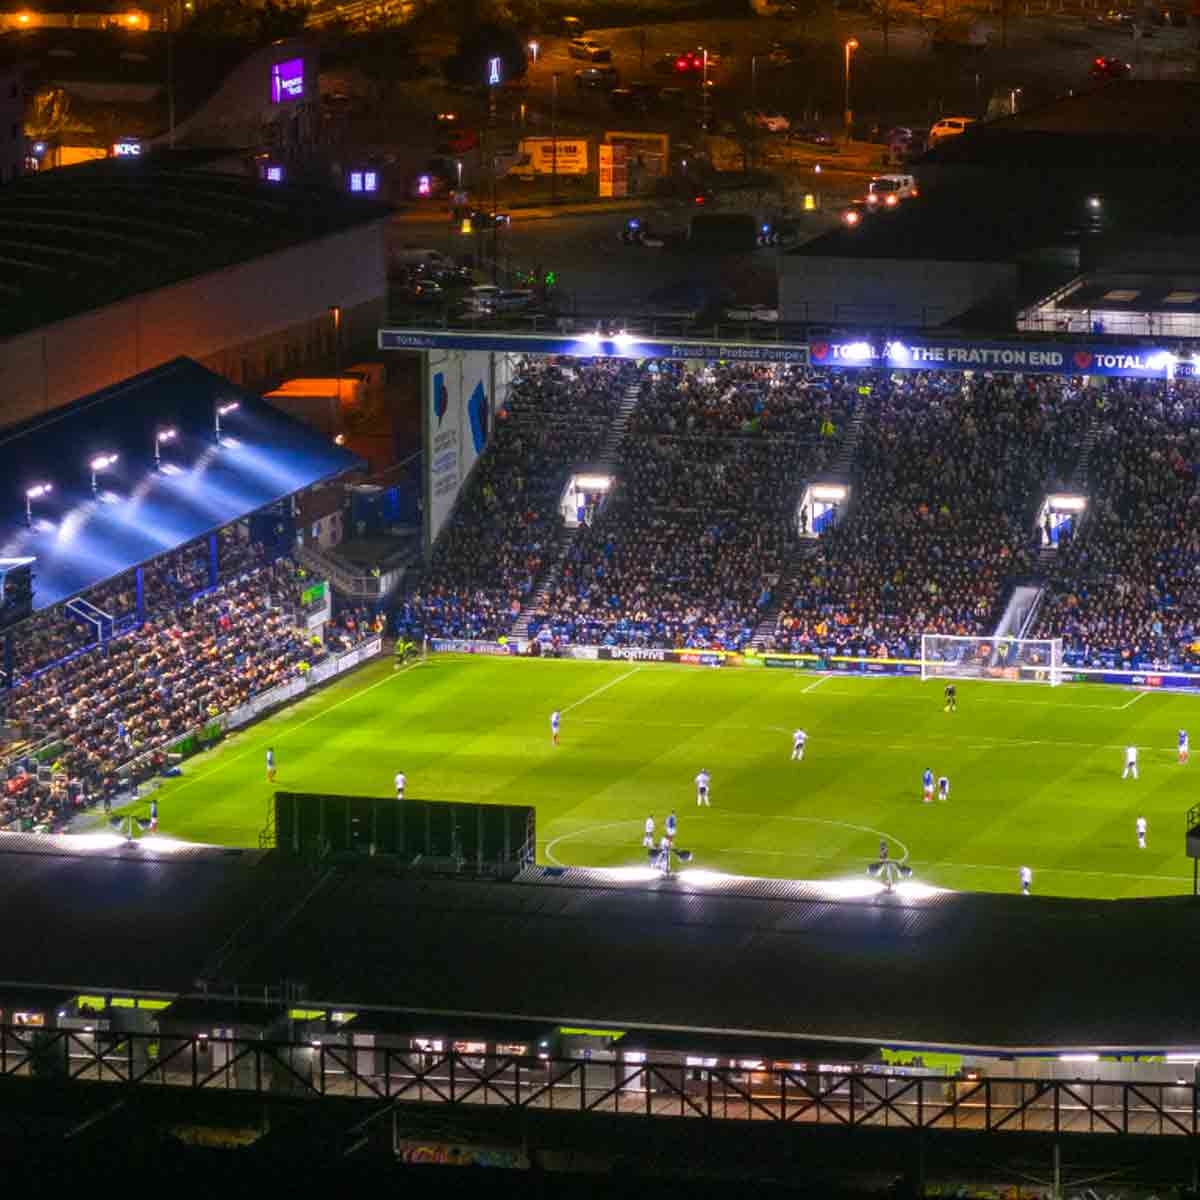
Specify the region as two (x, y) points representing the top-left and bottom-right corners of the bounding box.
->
(271, 58), (305, 104)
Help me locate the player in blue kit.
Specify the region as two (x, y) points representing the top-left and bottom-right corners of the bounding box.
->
(937, 775), (950, 802)
(1180, 729), (1189, 765)
(922, 768), (933, 803)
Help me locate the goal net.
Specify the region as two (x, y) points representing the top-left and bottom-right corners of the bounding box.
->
(921, 635), (1064, 686)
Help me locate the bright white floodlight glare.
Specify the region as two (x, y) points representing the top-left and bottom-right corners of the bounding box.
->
(156, 427), (178, 444)
(217, 401), (240, 417)
(90, 453), (118, 472)
(25, 482), (52, 526)
(612, 330), (634, 347)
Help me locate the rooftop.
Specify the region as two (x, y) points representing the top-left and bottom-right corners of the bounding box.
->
(0, 156), (389, 340)
(0, 357), (362, 610)
(925, 82), (1200, 170)
(0, 845), (1196, 1053)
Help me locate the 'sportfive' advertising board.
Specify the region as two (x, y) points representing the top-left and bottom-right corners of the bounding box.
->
(427, 350), (495, 547)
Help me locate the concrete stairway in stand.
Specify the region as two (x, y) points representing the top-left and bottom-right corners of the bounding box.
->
(747, 405), (868, 651)
(510, 380), (645, 640)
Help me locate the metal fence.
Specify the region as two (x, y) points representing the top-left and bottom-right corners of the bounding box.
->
(3, 1030), (1197, 1138)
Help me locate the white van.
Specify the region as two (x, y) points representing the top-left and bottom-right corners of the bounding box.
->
(865, 174), (918, 207)
(928, 116), (976, 144)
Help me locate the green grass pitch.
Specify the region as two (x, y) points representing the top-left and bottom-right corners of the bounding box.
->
(123, 655), (1199, 899)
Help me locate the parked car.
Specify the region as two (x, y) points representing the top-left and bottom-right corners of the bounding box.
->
(788, 127), (836, 147)
(1089, 55), (1133, 81)
(568, 37), (612, 62)
(575, 64), (618, 88)
(725, 303), (779, 322)
(467, 209), (511, 229)
(744, 108), (790, 132)
(928, 116), (976, 144)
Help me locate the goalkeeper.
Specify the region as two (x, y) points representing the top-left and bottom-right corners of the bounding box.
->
(393, 637), (417, 668)
(943, 682), (957, 713)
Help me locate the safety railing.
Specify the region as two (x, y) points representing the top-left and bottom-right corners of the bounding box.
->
(1, 1032), (1196, 1137)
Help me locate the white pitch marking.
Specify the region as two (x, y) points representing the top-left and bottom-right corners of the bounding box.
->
(1120, 690), (1150, 710)
(544, 814), (909, 866)
(561, 666), (641, 715)
(802, 674), (832, 693)
(910, 859), (1192, 885)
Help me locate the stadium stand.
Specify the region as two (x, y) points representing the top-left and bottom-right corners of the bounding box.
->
(527, 362), (851, 650)
(394, 358), (639, 642)
(1034, 381), (1200, 667)
(769, 373), (1089, 658)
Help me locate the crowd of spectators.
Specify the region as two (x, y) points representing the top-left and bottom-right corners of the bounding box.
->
(11, 528), (267, 681)
(396, 357), (639, 642)
(769, 372), (1089, 658)
(1034, 381), (1200, 668)
(527, 362), (850, 650)
(2, 553), (374, 833)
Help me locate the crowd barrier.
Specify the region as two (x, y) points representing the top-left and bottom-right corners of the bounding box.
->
(428, 640), (1200, 691)
(117, 637), (386, 785)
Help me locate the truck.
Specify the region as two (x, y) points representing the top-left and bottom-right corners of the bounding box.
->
(506, 138), (590, 180)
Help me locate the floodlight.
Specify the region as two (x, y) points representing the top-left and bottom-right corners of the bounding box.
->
(90, 453), (118, 473)
(574, 475), (612, 491)
(612, 331), (634, 347)
(1059, 1053), (1099, 1063)
(154, 427), (177, 469)
(215, 400), (240, 443)
(24, 482), (52, 526)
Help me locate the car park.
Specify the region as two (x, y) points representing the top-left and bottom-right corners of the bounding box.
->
(568, 38), (612, 62)
(619, 218), (665, 247)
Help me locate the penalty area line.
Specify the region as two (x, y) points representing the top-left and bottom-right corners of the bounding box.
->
(562, 666), (641, 715)
(801, 674), (832, 693)
(161, 659), (420, 797)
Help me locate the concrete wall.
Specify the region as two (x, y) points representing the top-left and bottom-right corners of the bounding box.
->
(779, 254), (1017, 327)
(0, 67), (22, 186)
(0, 218), (388, 429)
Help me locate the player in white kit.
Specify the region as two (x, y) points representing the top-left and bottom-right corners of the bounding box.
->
(937, 775), (950, 802)
(792, 730), (807, 761)
(1020, 865), (1032, 895)
(1136, 815), (1147, 849)
(1179, 729), (1189, 765)
(550, 710), (560, 746)
(695, 769), (711, 807)
(1122, 744), (1138, 780)
(395, 771), (406, 800)
(643, 815), (655, 849)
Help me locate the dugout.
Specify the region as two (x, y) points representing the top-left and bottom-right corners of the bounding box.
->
(272, 792), (535, 876)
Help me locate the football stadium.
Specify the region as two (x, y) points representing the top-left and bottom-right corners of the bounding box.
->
(3, 328), (1200, 1188)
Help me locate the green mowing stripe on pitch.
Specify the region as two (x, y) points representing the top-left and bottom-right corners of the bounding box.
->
(122, 657), (1198, 899)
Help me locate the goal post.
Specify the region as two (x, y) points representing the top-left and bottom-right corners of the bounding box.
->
(920, 634), (1064, 686)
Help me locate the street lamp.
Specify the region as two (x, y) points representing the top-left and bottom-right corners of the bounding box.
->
(550, 71), (560, 206)
(1010, 86), (1022, 114)
(89, 453), (119, 495)
(843, 38), (859, 143)
(24, 483), (51, 527)
(701, 47), (710, 132)
(215, 400), (239, 444)
(329, 305), (343, 412)
(528, 40), (539, 64)
(154, 427), (177, 469)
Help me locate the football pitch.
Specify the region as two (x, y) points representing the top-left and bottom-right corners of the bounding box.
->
(126, 655), (1200, 899)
